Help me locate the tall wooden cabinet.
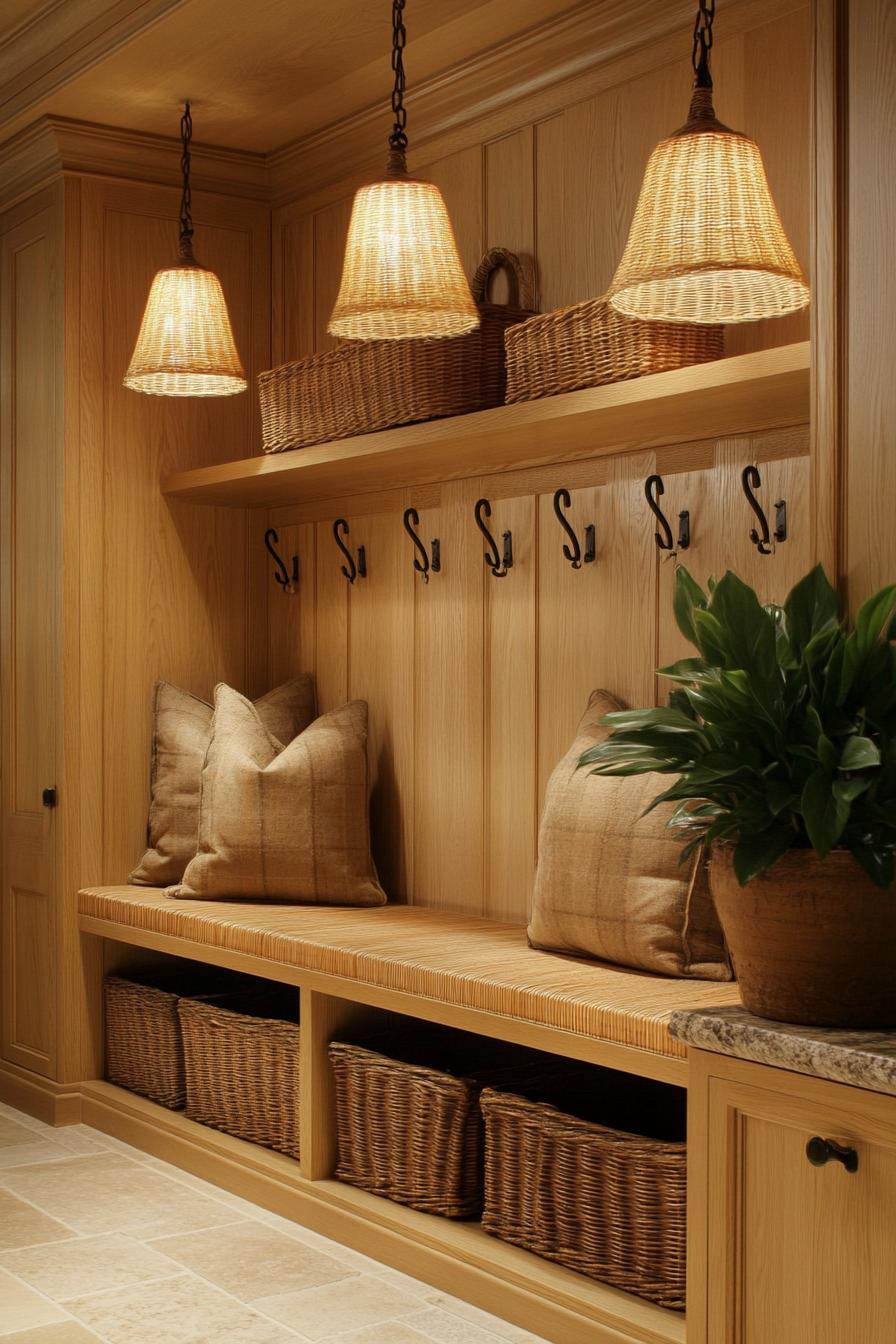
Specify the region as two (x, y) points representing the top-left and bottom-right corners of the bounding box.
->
(0, 136), (269, 1121)
(689, 1051), (896, 1344)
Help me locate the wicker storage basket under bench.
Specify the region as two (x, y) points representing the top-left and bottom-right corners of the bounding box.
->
(481, 1071), (688, 1310)
(259, 247), (535, 453)
(504, 295), (723, 402)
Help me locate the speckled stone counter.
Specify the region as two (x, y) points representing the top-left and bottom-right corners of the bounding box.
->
(669, 1005), (896, 1097)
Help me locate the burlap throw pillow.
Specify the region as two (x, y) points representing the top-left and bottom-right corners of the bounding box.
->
(130, 677), (317, 887)
(527, 689), (731, 980)
(169, 687), (387, 906)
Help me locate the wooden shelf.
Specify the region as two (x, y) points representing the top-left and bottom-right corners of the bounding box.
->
(81, 1079), (686, 1344)
(163, 341), (810, 508)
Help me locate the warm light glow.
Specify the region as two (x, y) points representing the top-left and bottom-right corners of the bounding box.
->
(608, 94), (810, 325)
(124, 261), (247, 397)
(328, 176), (479, 341)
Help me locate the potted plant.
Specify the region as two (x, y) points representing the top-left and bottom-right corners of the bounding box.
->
(580, 565), (896, 1027)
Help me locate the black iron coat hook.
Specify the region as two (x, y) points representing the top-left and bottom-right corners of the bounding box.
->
(402, 507), (441, 583)
(552, 488), (595, 569)
(741, 464), (787, 555)
(264, 528), (299, 593)
(645, 474), (690, 552)
(333, 517), (367, 583)
(474, 498), (513, 578)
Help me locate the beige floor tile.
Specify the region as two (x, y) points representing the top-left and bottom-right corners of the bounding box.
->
(423, 1296), (542, 1341)
(252, 1213), (381, 1275)
(0, 1192), (76, 1252)
(0, 1107), (52, 1135)
(42, 1130), (110, 1159)
(67, 1274), (302, 1343)
(2, 1232), (182, 1302)
(403, 1306), (519, 1342)
(0, 1118), (40, 1150)
(0, 1143), (83, 1172)
(370, 1269), (432, 1301)
(0, 1268), (67, 1336)
(332, 1326), (433, 1344)
(2, 1324), (103, 1342)
(3, 1155), (241, 1240)
(150, 1220), (352, 1302)
(255, 1274), (422, 1340)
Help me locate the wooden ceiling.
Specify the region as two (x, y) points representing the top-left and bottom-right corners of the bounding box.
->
(1, 0), (584, 152)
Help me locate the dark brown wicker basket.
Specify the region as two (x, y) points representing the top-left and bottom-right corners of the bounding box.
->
(481, 1073), (688, 1310)
(330, 1031), (550, 1219)
(259, 247), (535, 454)
(104, 975), (189, 1109)
(178, 990), (300, 1158)
(504, 295), (723, 403)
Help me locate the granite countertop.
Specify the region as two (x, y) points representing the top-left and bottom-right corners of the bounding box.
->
(669, 1005), (896, 1098)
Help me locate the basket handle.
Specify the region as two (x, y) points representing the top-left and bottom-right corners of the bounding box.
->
(471, 248), (535, 310)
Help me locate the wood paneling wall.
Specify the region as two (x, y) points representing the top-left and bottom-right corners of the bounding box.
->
(255, 1), (814, 925)
(255, 429), (810, 924)
(272, 3), (811, 366)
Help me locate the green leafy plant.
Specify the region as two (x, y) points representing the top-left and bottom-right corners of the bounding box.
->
(580, 565), (896, 887)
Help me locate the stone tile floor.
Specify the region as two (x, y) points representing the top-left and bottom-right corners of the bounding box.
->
(0, 1104), (549, 1344)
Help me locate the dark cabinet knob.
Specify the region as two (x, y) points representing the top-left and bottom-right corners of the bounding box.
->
(42, 787), (57, 808)
(806, 1136), (859, 1173)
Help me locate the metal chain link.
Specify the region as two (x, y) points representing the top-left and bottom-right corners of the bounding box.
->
(691, 0), (715, 88)
(179, 102), (193, 241)
(389, 0), (408, 151)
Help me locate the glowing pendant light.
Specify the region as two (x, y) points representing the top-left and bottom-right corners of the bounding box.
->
(328, 0), (478, 341)
(607, 0), (810, 325)
(124, 103), (247, 396)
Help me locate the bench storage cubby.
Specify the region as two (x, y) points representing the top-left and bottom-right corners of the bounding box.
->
(481, 1070), (688, 1310)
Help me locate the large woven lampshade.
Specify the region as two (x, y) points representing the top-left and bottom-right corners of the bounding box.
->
(328, 1), (478, 342)
(124, 104), (247, 397)
(607, 2), (809, 326)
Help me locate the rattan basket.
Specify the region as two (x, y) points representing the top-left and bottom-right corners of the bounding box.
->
(504, 296), (723, 403)
(178, 990), (300, 1158)
(330, 1031), (549, 1218)
(104, 972), (236, 1110)
(259, 247), (535, 454)
(481, 1073), (688, 1309)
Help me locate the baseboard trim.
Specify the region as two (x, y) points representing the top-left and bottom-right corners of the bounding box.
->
(0, 1059), (82, 1125)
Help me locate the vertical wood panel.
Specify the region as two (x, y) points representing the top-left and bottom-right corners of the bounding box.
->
(273, 211), (314, 366)
(484, 128), (535, 305)
(312, 197), (352, 352)
(422, 146), (484, 281)
(314, 517), (350, 709)
(266, 520), (316, 691)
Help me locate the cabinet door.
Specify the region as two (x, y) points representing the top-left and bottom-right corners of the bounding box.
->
(0, 207), (62, 1077)
(691, 1052), (896, 1344)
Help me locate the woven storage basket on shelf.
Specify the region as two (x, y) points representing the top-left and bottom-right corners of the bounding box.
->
(104, 971), (237, 1110)
(330, 1030), (549, 1219)
(178, 989), (300, 1158)
(504, 296), (723, 403)
(258, 247), (535, 454)
(481, 1072), (688, 1310)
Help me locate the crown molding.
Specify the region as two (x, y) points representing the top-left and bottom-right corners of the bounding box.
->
(0, 114), (268, 213)
(0, 0), (189, 134)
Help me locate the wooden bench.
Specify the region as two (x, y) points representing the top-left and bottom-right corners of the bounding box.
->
(78, 884), (742, 1344)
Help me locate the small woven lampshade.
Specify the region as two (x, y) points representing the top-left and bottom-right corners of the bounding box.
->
(328, 166), (478, 342)
(607, 87), (810, 325)
(124, 249), (247, 397)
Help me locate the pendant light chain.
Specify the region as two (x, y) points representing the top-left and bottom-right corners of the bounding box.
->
(387, 0), (409, 175)
(691, 0), (715, 90)
(179, 101), (194, 260)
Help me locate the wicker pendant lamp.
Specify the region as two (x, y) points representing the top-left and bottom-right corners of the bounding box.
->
(124, 104), (247, 397)
(607, 1), (810, 325)
(328, 0), (478, 342)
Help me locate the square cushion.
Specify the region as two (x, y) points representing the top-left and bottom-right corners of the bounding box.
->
(130, 676), (317, 887)
(527, 689), (731, 980)
(169, 686), (387, 906)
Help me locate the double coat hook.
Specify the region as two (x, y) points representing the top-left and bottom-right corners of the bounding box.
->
(553, 488), (595, 569)
(474, 498), (513, 578)
(645, 474), (690, 552)
(264, 528), (299, 594)
(402, 507), (440, 583)
(333, 518), (367, 583)
(741, 464), (787, 555)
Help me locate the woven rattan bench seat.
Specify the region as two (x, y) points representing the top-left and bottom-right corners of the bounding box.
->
(79, 885), (741, 1061)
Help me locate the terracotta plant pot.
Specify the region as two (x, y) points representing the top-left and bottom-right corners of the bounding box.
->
(709, 844), (896, 1028)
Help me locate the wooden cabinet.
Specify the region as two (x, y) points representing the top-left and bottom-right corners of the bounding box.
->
(689, 1051), (896, 1344)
